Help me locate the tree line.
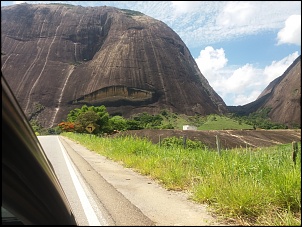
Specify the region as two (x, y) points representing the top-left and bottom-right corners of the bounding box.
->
(57, 105), (169, 135)
(31, 105), (295, 135)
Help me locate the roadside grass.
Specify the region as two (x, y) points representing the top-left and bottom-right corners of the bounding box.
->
(62, 132), (301, 226)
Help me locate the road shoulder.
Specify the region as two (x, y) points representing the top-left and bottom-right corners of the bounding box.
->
(60, 136), (227, 226)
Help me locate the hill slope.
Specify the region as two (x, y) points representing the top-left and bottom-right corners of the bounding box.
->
(228, 55), (301, 128)
(1, 3), (227, 128)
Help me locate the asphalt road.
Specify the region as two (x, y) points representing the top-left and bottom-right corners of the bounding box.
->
(38, 135), (226, 226)
(38, 135), (109, 225)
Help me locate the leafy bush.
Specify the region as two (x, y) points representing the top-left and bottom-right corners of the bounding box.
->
(108, 116), (128, 131)
(160, 123), (174, 129)
(63, 105), (110, 133)
(125, 119), (144, 130)
(231, 108), (288, 129)
(133, 112), (163, 128)
(161, 136), (205, 150)
(58, 122), (75, 132)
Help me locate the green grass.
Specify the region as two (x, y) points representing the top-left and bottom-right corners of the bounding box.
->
(160, 112), (189, 129)
(199, 114), (253, 130)
(159, 113), (253, 130)
(62, 132), (301, 226)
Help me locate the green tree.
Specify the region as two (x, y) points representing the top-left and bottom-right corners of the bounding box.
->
(66, 105), (110, 133)
(67, 105), (89, 122)
(91, 105), (109, 128)
(125, 119), (143, 130)
(108, 116), (127, 131)
(75, 110), (100, 133)
(133, 112), (163, 128)
(67, 108), (81, 122)
(160, 109), (169, 117)
(30, 119), (42, 133)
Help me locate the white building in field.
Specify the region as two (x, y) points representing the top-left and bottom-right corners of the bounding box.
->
(183, 125), (197, 130)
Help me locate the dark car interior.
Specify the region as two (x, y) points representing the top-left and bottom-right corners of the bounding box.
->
(2, 72), (77, 225)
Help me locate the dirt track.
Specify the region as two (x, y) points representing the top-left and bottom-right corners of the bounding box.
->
(112, 129), (301, 149)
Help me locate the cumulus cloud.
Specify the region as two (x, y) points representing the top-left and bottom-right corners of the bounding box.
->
(224, 64), (260, 93)
(277, 15), (301, 46)
(215, 1), (255, 27)
(195, 47), (299, 106)
(195, 46), (228, 75)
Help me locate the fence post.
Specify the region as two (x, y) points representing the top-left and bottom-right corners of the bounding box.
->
(216, 135), (221, 156)
(292, 141), (298, 166)
(183, 135), (187, 149)
(159, 135), (161, 147)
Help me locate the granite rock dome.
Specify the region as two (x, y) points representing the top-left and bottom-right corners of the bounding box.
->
(1, 3), (227, 128)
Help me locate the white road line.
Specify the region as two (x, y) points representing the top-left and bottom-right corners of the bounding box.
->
(57, 137), (103, 226)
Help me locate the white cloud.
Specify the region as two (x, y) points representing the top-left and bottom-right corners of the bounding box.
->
(4, 1), (301, 48)
(171, 1), (204, 14)
(13, 1), (26, 4)
(263, 51), (300, 83)
(216, 1), (254, 27)
(233, 90), (262, 106)
(224, 64), (260, 93)
(195, 47), (299, 106)
(277, 15), (301, 46)
(195, 46), (228, 75)
(172, 1), (301, 48)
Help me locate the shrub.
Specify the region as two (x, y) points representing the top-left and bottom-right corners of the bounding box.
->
(161, 136), (205, 150)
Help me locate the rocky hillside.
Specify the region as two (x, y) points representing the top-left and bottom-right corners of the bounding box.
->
(228, 55), (301, 128)
(1, 3), (227, 128)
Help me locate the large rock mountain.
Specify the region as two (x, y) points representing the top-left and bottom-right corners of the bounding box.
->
(1, 3), (227, 128)
(228, 55), (301, 128)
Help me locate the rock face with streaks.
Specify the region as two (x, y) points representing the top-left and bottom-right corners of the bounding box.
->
(1, 3), (227, 128)
(228, 55), (301, 128)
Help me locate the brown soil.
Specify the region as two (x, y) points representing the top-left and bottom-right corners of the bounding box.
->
(112, 129), (301, 149)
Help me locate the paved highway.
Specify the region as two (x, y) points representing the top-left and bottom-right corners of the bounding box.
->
(38, 135), (225, 226)
(38, 135), (154, 226)
(38, 135), (108, 225)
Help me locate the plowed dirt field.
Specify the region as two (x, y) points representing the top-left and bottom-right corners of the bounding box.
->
(112, 129), (301, 149)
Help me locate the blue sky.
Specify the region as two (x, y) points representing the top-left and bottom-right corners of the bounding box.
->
(1, 1), (301, 106)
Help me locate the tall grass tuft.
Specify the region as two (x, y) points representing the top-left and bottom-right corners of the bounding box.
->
(62, 132), (301, 226)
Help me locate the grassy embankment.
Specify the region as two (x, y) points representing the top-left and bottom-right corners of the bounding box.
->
(62, 132), (301, 226)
